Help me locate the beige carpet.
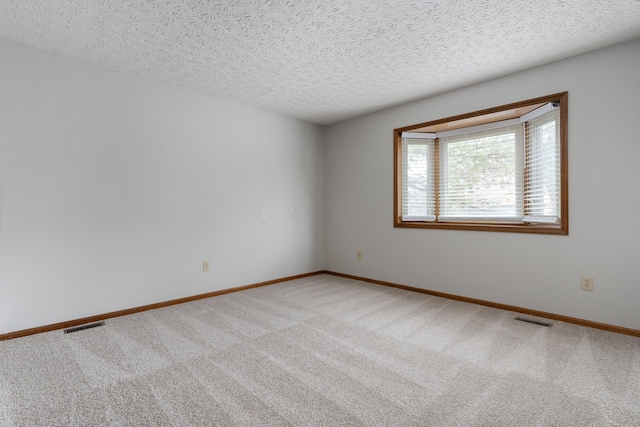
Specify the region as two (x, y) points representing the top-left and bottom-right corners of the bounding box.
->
(1, 274), (639, 426)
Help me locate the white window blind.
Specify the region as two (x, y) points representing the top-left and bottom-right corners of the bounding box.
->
(524, 108), (560, 223)
(401, 136), (435, 221)
(439, 125), (524, 222)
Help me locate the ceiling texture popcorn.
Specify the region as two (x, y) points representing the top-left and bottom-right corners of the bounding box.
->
(2, 0), (640, 124)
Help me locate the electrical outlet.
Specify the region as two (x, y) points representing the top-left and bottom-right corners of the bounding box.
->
(203, 260), (210, 272)
(357, 250), (363, 260)
(581, 275), (594, 291)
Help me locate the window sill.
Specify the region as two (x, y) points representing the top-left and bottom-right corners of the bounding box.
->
(394, 220), (568, 235)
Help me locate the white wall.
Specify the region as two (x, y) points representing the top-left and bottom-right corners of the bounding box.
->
(0, 40), (324, 335)
(325, 37), (640, 330)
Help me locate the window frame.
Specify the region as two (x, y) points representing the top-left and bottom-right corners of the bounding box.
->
(393, 92), (568, 235)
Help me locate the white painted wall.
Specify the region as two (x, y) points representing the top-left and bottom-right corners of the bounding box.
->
(0, 40), (324, 335)
(325, 38), (640, 330)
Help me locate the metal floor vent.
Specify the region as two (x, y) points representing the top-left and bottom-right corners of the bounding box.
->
(515, 317), (553, 327)
(64, 321), (105, 334)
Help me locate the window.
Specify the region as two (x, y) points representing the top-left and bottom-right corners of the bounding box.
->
(394, 92), (568, 234)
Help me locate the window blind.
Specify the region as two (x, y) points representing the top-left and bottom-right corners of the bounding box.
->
(439, 125), (524, 222)
(524, 108), (560, 223)
(401, 136), (435, 221)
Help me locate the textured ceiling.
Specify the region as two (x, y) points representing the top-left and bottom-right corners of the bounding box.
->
(2, 1), (640, 125)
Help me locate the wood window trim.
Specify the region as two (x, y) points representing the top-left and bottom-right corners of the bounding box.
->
(394, 92), (568, 235)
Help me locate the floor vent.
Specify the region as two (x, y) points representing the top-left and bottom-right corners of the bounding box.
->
(515, 317), (552, 327)
(64, 321), (105, 334)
